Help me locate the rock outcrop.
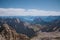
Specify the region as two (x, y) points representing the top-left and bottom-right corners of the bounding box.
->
(0, 24), (29, 40)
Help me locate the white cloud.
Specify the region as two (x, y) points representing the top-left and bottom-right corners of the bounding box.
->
(0, 8), (60, 16)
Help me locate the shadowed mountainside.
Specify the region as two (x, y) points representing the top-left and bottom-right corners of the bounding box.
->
(0, 23), (29, 40)
(0, 17), (35, 37)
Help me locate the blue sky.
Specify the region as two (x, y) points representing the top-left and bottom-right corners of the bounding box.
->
(0, 0), (60, 11)
(0, 0), (60, 16)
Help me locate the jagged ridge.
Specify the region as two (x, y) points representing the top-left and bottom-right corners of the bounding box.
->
(0, 24), (29, 40)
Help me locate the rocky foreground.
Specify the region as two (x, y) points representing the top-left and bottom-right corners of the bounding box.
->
(31, 32), (60, 40)
(0, 24), (29, 40)
(0, 24), (60, 40)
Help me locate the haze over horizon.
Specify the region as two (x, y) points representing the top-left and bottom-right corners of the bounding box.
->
(0, 0), (60, 16)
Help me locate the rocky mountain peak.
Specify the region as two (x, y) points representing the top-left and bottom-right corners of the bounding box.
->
(0, 23), (29, 40)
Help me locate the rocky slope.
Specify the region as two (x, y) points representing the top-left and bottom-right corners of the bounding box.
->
(0, 24), (29, 40)
(0, 17), (35, 37)
(0, 16), (60, 40)
(31, 32), (60, 40)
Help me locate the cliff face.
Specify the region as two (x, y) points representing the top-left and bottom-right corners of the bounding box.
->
(0, 24), (29, 40)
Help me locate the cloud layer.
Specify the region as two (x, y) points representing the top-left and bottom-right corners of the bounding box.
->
(0, 8), (60, 16)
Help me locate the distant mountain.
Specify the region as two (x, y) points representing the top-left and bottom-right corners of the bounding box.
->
(32, 17), (48, 25)
(18, 16), (60, 25)
(41, 18), (60, 32)
(41, 16), (60, 22)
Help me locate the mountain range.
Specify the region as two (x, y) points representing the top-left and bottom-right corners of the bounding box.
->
(0, 16), (60, 40)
